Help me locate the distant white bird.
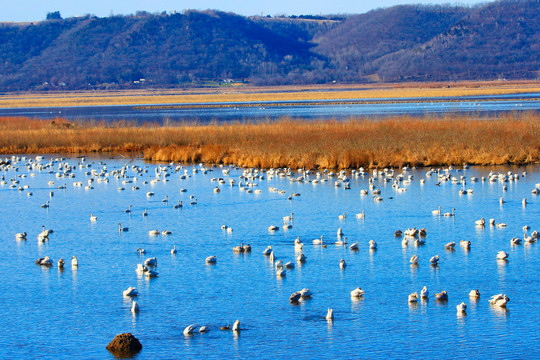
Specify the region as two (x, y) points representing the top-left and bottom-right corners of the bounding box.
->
(408, 292), (418, 303)
(131, 301), (139, 313)
(205, 256), (217, 264)
(90, 214), (97, 221)
(432, 206), (441, 215)
(435, 290), (448, 301)
(349, 242), (359, 250)
(71, 256), (78, 267)
(469, 289), (480, 298)
(489, 294), (509, 307)
(339, 259), (347, 269)
(496, 251), (509, 260)
(325, 308), (333, 321)
(350, 287), (365, 298)
(443, 208), (455, 217)
(171, 245), (177, 254)
(338, 212), (346, 220)
(410, 255), (419, 265)
(313, 236), (324, 245)
(456, 302), (467, 314)
(183, 324), (197, 336)
(123, 287), (138, 297)
(460, 240), (471, 249)
(420, 286), (429, 299)
(355, 211), (365, 219)
(444, 242), (456, 250)
(297, 253), (307, 263)
(475, 218), (485, 226)
(430, 255), (439, 265)
(369, 240), (377, 249)
(232, 320), (241, 332)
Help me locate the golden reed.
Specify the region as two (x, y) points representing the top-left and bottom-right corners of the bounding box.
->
(0, 113), (539, 169)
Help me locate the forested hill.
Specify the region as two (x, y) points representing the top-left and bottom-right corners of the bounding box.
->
(0, 0), (538, 91)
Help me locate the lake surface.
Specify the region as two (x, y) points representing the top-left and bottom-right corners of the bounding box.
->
(0, 93), (539, 123)
(1, 156), (539, 359)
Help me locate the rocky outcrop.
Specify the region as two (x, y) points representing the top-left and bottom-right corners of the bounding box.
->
(106, 333), (142, 354)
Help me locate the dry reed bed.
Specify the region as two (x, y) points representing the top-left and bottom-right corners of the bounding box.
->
(1, 114), (539, 169)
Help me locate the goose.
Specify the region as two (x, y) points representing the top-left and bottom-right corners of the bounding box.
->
(15, 232), (27, 240)
(57, 258), (65, 268)
(162, 230), (172, 235)
(148, 229), (160, 236)
(118, 223), (128, 232)
(71, 256), (78, 267)
(338, 212), (346, 220)
(456, 302), (467, 314)
(489, 294), (509, 307)
(496, 251), (509, 260)
(123, 287), (138, 297)
(410, 255), (419, 265)
(262, 246), (272, 256)
(36, 256), (53, 266)
(325, 308), (333, 321)
(430, 255), (439, 265)
(131, 301), (139, 313)
(300, 288), (313, 298)
(350, 287), (365, 298)
(420, 286), (429, 299)
(349, 242), (359, 250)
(408, 292), (419, 303)
(460, 240), (471, 249)
(444, 242), (456, 250)
(289, 291), (302, 303)
(355, 211), (365, 219)
(313, 236), (324, 245)
(232, 320), (241, 332)
(443, 208), (455, 217)
(90, 214), (97, 221)
(432, 206), (441, 215)
(469, 289), (480, 298)
(205, 256), (217, 264)
(183, 324), (197, 336)
(475, 218), (485, 226)
(170, 245), (177, 254)
(339, 259), (347, 269)
(369, 240), (377, 249)
(297, 253), (307, 263)
(435, 290), (448, 301)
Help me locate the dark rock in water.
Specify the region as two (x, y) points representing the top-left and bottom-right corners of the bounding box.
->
(106, 333), (142, 355)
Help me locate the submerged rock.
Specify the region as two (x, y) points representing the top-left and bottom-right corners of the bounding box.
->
(106, 333), (142, 355)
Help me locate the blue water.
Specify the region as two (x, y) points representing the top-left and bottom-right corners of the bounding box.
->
(1, 156), (539, 359)
(0, 93), (539, 123)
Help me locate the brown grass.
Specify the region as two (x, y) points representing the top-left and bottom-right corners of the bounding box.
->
(1, 80), (539, 108)
(1, 113), (539, 169)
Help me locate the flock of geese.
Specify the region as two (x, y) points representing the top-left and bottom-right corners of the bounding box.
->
(3, 155), (538, 335)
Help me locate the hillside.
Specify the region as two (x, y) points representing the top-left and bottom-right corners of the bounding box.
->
(0, 0), (538, 91)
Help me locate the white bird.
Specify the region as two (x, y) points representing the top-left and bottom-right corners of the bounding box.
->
(131, 301), (139, 313)
(183, 324), (197, 336)
(408, 292), (418, 303)
(300, 288), (313, 298)
(289, 291), (301, 303)
(313, 236), (324, 245)
(432, 206), (441, 215)
(199, 326), (209, 333)
(496, 223), (507, 228)
(123, 287), (138, 297)
(325, 308), (333, 321)
(35, 256), (53, 266)
(205, 256), (217, 264)
(420, 286), (429, 299)
(118, 223), (128, 232)
(90, 214), (97, 221)
(443, 208), (455, 217)
(294, 237), (303, 250)
(435, 291), (448, 301)
(469, 289), (480, 298)
(355, 211), (365, 219)
(297, 253), (307, 263)
(15, 232), (27, 240)
(460, 240), (471, 249)
(511, 238), (522, 245)
(456, 302), (467, 314)
(350, 287), (365, 298)
(475, 218), (485, 226)
(444, 242), (456, 250)
(349, 242), (359, 250)
(232, 320), (241, 332)
(430, 255), (439, 265)
(144, 257), (158, 266)
(339, 259), (347, 269)
(268, 225), (279, 231)
(337, 228), (344, 237)
(369, 240), (377, 249)
(489, 294), (509, 307)
(149, 229), (160, 236)
(262, 246), (272, 256)
(71, 256), (78, 267)
(171, 245), (177, 254)
(338, 212), (346, 220)
(496, 251), (509, 260)
(499, 197), (505, 205)
(410, 255), (419, 265)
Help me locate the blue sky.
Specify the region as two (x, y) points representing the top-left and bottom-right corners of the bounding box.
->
(3, 0), (488, 22)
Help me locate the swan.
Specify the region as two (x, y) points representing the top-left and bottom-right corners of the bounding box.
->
(35, 256), (53, 266)
(205, 256), (217, 264)
(275, 260), (284, 269)
(475, 218), (485, 226)
(460, 240), (471, 249)
(57, 258), (65, 268)
(71, 256), (78, 267)
(432, 206), (441, 215)
(522, 198), (527, 206)
(496, 251), (509, 260)
(297, 253), (307, 263)
(369, 240), (377, 249)
(232, 320), (241, 332)
(489, 218), (496, 226)
(137, 248), (146, 255)
(456, 302), (467, 314)
(149, 229), (160, 236)
(414, 238), (426, 246)
(443, 208), (455, 217)
(294, 237), (303, 250)
(284, 262), (294, 269)
(262, 246), (272, 255)
(496, 223), (507, 228)
(283, 213), (294, 222)
(123, 287), (138, 297)
(402, 238), (409, 246)
(337, 228), (344, 237)
(289, 291), (301, 303)
(419, 228), (427, 237)
(355, 211), (365, 219)
(90, 214), (97, 221)
(146, 191), (154, 197)
(420, 286), (429, 299)
(313, 236), (324, 245)
(325, 308), (334, 321)
(144, 257), (157, 266)
(335, 237), (348, 246)
(339, 259), (347, 269)
(444, 242), (456, 250)
(408, 292), (419, 303)
(268, 225), (279, 231)
(173, 201), (183, 209)
(144, 268), (159, 277)
(276, 267), (286, 277)
(131, 300), (139, 313)
(283, 221), (292, 229)
(243, 244), (251, 252)
(300, 288), (313, 298)
(435, 290), (448, 301)
(118, 223), (128, 232)
(489, 294), (509, 307)
(338, 212), (346, 220)
(410, 255), (419, 265)
(233, 243), (245, 253)
(15, 232), (27, 240)
(430, 255), (439, 265)
(511, 238), (522, 245)
(183, 324), (197, 336)
(350, 287), (365, 298)
(41, 200), (50, 208)
(171, 245), (177, 254)
(143, 208), (148, 217)
(349, 242), (359, 250)
(227, 227), (233, 233)
(124, 205), (132, 213)
(499, 197), (505, 205)
(199, 326), (209, 333)
(469, 289), (480, 298)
